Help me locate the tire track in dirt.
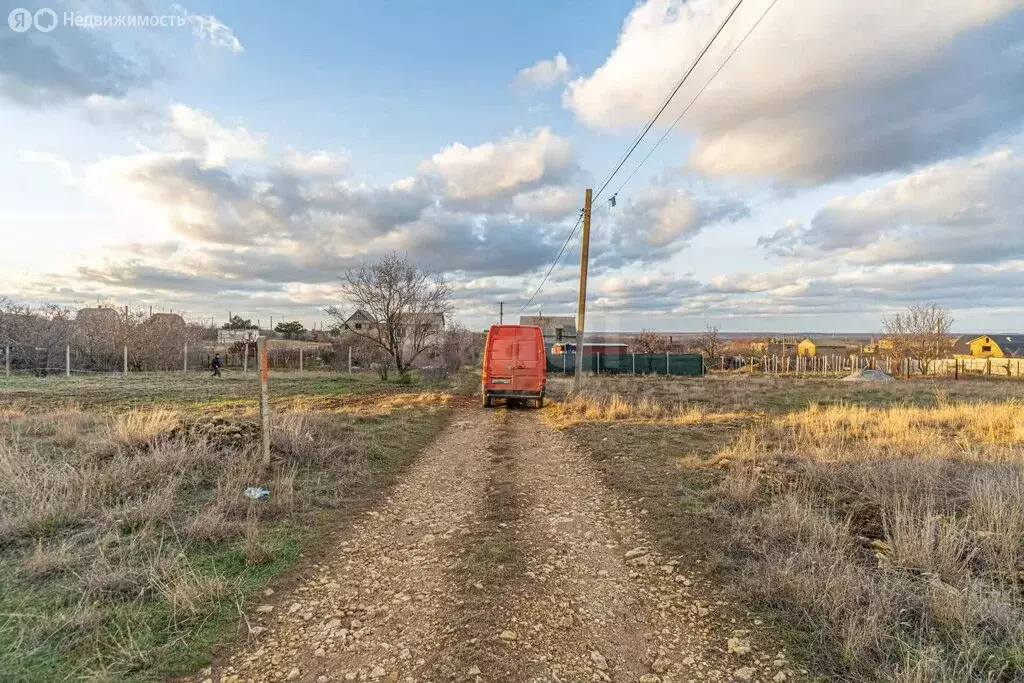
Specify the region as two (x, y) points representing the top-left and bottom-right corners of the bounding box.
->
(197, 407), (799, 683)
(425, 408), (533, 680)
(203, 415), (495, 683)
(492, 410), (799, 683)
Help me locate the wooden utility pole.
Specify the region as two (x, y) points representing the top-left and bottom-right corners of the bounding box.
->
(258, 336), (271, 467)
(573, 188), (593, 392)
(499, 301), (503, 325)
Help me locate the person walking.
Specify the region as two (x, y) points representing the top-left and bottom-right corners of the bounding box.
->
(211, 353), (222, 377)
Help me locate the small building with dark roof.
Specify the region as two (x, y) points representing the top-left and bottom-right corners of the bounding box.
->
(518, 315), (576, 343)
(953, 334), (1024, 359)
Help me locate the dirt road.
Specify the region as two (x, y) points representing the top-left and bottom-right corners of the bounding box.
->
(201, 408), (796, 683)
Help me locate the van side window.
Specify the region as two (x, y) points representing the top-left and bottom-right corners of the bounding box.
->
(555, 327), (563, 341)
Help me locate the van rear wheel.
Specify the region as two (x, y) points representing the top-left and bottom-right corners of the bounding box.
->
(534, 396), (544, 409)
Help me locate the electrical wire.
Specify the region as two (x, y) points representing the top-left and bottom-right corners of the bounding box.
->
(517, 209), (584, 315)
(592, 0), (746, 203)
(611, 0), (780, 198)
(519, 0), (759, 314)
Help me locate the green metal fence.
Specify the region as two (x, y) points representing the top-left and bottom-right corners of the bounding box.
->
(546, 351), (705, 376)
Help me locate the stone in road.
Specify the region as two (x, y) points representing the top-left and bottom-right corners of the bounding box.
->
(200, 408), (798, 682)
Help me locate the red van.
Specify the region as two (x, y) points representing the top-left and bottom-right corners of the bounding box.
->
(481, 325), (546, 408)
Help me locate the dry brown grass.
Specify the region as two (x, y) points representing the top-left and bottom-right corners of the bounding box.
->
(106, 407), (180, 450)
(0, 386), (450, 680)
(558, 376), (1024, 680)
(546, 391), (747, 427)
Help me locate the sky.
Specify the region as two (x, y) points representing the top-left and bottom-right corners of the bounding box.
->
(1, 0), (1023, 333)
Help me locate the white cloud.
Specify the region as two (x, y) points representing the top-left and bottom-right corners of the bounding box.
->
(83, 95), (156, 126)
(760, 146), (1024, 265)
(280, 148), (349, 176)
(564, 0), (1024, 182)
(168, 104), (266, 168)
(176, 7), (244, 54)
(512, 53), (570, 91)
(511, 185), (578, 219)
(421, 127), (575, 201)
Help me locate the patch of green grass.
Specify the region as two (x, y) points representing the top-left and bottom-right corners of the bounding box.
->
(0, 376), (451, 681)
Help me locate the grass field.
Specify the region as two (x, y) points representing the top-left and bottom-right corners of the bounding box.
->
(0, 371), (452, 681)
(547, 374), (1024, 682)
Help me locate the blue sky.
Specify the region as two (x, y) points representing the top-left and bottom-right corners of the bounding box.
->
(1, 0), (1023, 333)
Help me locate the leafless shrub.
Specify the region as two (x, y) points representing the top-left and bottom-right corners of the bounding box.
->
(633, 328), (671, 354)
(696, 324), (723, 360)
(882, 302), (955, 375)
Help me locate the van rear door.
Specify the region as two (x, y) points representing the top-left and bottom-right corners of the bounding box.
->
(512, 327), (544, 393)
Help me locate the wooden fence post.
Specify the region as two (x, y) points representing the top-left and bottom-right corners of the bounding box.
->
(5, 346), (10, 379)
(123, 345), (128, 376)
(348, 346), (352, 374)
(299, 347), (303, 373)
(243, 341), (249, 374)
(183, 343), (188, 373)
(258, 336), (271, 468)
(632, 352), (636, 375)
(65, 344), (70, 378)
(665, 351), (669, 376)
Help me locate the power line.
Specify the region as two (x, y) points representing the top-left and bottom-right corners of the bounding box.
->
(612, 0), (780, 198)
(593, 0), (746, 203)
(518, 209), (584, 315)
(519, 0), (751, 314)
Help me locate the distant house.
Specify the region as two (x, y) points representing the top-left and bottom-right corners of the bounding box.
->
(862, 338), (895, 355)
(148, 313), (185, 328)
(518, 315), (576, 343)
(797, 338), (854, 357)
(75, 307), (119, 326)
(344, 309), (379, 334)
(217, 328), (259, 345)
(952, 334), (1024, 359)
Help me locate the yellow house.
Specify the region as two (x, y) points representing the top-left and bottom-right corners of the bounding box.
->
(797, 338), (852, 357)
(862, 338), (894, 355)
(953, 335), (1024, 359)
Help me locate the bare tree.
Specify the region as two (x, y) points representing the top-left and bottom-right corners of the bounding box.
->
(633, 328), (670, 354)
(0, 299), (74, 373)
(696, 325), (723, 361)
(326, 252), (452, 379)
(433, 323), (482, 379)
(882, 303), (954, 375)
